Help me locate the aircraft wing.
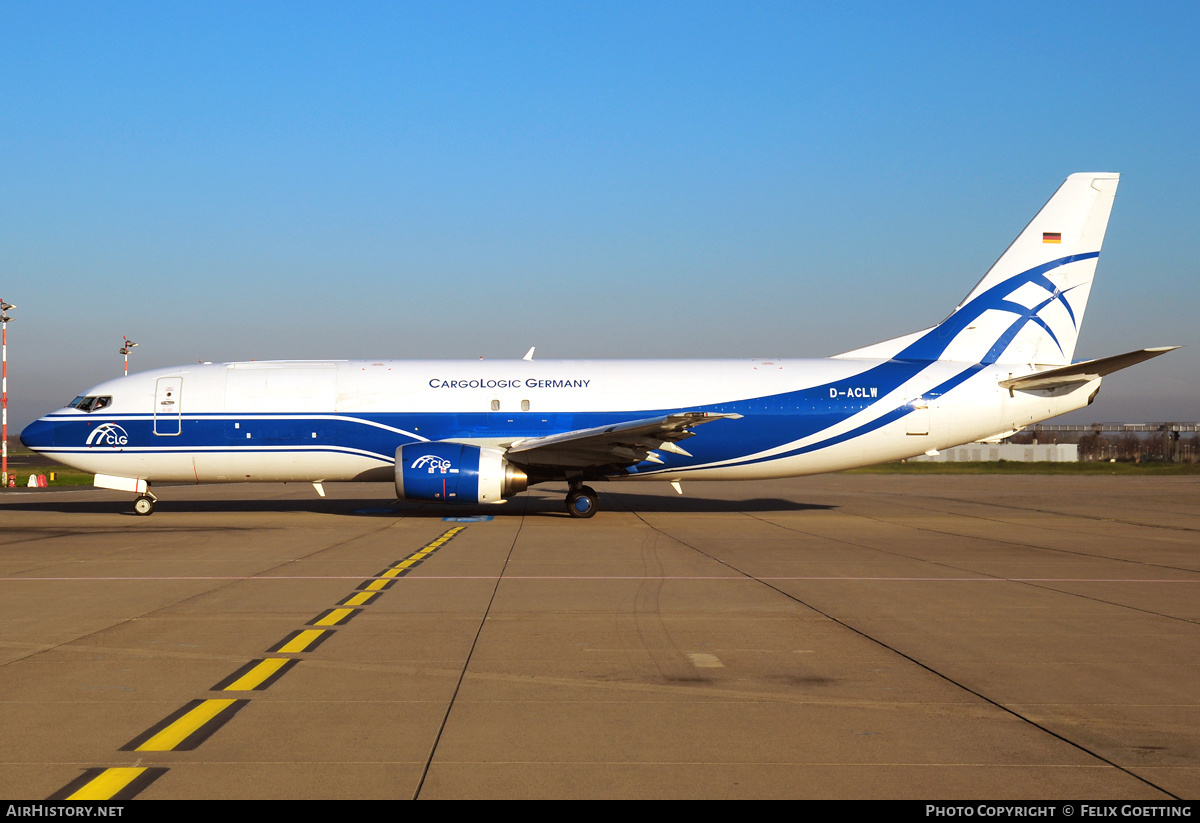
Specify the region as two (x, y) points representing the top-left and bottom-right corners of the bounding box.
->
(999, 347), (1179, 392)
(505, 411), (743, 470)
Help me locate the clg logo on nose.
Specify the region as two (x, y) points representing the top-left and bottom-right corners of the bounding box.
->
(86, 423), (130, 446)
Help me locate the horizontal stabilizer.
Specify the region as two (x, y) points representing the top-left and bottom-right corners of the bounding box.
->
(998, 347), (1178, 392)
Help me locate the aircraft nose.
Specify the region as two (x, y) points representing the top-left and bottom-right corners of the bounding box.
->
(20, 417), (55, 451)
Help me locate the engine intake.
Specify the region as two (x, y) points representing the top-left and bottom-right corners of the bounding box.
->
(395, 442), (527, 504)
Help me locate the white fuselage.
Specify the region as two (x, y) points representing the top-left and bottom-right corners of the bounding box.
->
(21, 356), (1099, 486)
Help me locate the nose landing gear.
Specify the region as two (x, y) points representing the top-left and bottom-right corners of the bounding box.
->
(92, 474), (158, 516)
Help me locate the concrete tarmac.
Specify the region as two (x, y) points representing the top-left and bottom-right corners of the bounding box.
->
(0, 474), (1197, 799)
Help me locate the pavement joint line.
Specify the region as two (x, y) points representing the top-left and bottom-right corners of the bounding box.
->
(412, 521), (513, 799)
(44, 525), (467, 800)
(5, 575), (1199, 582)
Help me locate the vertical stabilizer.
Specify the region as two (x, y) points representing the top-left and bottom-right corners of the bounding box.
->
(935, 173), (1119, 365)
(834, 173), (1119, 366)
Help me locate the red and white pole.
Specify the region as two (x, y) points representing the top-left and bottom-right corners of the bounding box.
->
(1, 301), (9, 486)
(120, 337), (138, 377)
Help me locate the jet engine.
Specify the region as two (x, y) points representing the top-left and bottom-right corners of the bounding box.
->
(395, 442), (528, 504)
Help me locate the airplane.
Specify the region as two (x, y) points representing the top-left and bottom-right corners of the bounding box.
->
(20, 172), (1176, 517)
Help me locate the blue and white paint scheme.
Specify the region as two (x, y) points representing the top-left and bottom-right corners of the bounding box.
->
(20, 173), (1176, 516)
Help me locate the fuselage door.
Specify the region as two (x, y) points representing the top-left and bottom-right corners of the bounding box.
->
(906, 398), (930, 436)
(154, 377), (183, 436)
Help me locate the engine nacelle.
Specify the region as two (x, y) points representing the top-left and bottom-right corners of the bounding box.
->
(395, 442), (528, 504)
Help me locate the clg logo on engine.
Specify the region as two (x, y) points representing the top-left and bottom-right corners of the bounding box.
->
(85, 423), (130, 447)
(411, 455), (457, 474)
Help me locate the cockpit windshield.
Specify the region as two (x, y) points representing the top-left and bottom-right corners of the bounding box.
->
(68, 396), (112, 412)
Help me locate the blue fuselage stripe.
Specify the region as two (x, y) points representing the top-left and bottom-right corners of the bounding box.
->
(22, 356), (956, 475)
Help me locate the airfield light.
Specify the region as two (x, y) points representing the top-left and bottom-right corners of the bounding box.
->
(1, 301), (13, 487)
(120, 338), (138, 376)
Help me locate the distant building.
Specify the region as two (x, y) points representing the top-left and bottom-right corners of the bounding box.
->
(911, 443), (1078, 463)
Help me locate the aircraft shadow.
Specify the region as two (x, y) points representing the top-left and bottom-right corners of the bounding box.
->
(600, 491), (833, 515)
(0, 492), (833, 517)
(376, 495), (833, 518)
(0, 497), (392, 516)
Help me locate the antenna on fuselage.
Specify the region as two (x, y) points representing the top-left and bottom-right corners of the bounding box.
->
(523, 347), (535, 361)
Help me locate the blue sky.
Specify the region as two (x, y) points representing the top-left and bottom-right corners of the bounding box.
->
(3, 1), (1197, 429)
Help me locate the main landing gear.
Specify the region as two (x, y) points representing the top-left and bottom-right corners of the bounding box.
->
(133, 492), (157, 516)
(566, 484), (598, 518)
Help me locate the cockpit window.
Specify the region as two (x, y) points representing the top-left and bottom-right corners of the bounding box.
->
(69, 396), (112, 413)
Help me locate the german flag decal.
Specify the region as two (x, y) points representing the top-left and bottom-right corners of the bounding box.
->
(1043, 232), (1062, 243)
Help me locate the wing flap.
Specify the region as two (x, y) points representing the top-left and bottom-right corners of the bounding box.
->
(506, 411), (742, 469)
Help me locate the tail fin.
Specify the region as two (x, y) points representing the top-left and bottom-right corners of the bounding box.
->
(836, 173), (1119, 365)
